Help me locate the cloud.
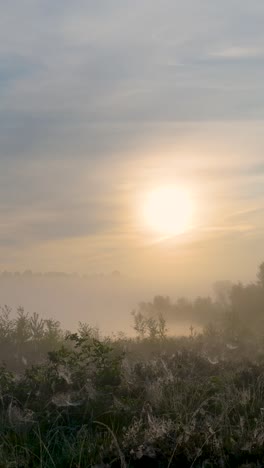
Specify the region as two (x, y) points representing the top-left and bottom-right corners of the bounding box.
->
(1, 0), (264, 275)
(2, 0), (264, 127)
(209, 46), (264, 60)
(200, 224), (255, 233)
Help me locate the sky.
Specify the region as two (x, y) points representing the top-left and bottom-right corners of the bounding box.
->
(1, 0), (264, 293)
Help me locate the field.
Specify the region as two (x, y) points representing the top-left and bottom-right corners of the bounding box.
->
(1, 299), (264, 467)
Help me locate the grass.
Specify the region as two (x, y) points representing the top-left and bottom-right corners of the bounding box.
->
(1, 328), (264, 467)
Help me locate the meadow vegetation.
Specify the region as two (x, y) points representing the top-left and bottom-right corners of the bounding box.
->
(1, 265), (264, 466)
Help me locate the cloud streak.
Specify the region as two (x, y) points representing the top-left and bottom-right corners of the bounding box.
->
(1, 1), (264, 281)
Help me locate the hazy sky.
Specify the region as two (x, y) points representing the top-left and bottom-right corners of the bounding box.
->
(1, 1), (264, 288)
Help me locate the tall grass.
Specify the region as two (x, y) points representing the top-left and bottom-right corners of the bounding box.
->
(1, 323), (264, 467)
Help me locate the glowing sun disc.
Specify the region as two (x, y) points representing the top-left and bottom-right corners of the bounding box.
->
(142, 185), (193, 236)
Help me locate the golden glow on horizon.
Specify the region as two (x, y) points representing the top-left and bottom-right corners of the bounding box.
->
(142, 185), (193, 237)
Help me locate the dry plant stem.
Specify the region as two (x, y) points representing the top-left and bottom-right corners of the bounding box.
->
(93, 420), (127, 468)
(189, 428), (221, 468)
(77, 433), (88, 468)
(33, 429), (56, 468)
(167, 441), (179, 468)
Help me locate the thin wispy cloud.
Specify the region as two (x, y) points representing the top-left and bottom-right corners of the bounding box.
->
(210, 46), (264, 60)
(0, 0), (264, 284)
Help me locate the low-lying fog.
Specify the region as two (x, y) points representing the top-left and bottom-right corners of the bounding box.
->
(0, 272), (208, 335)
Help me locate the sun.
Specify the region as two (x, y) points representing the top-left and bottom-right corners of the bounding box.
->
(142, 185), (193, 237)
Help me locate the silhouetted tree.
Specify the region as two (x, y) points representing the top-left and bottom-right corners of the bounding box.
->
(257, 262), (264, 287)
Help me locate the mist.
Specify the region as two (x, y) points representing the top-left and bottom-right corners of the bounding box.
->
(0, 270), (216, 335)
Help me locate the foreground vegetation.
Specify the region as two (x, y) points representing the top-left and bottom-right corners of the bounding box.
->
(1, 265), (264, 467)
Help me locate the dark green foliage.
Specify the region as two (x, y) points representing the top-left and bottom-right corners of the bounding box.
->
(1, 327), (264, 467)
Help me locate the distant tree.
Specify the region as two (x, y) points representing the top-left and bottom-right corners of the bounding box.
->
(30, 312), (45, 340)
(44, 318), (62, 346)
(257, 262), (264, 287)
(14, 307), (31, 345)
(78, 322), (100, 340)
(152, 295), (171, 312)
(0, 306), (14, 342)
(145, 316), (159, 339)
(157, 312), (168, 339)
(213, 281), (232, 308)
(132, 309), (167, 340)
(193, 296), (215, 323)
(131, 310), (147, 339)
